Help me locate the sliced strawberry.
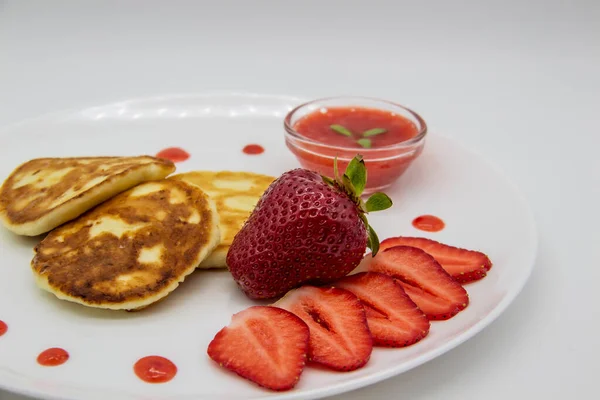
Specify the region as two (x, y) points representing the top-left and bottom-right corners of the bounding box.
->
(207, 306), (309, 391)
(399, 282), (462, 320)
(364, 246), (469, 320)
(333, 272), (430, 347)
(274, 286), (372, 371)
(380, 237), (492, 283)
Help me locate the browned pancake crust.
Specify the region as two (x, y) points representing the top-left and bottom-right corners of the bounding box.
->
(0, 156), (175, 225)
(32, 179), (216, 307)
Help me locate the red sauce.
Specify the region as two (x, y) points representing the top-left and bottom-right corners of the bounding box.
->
(294, 107), (419, 148)
(156, 147), (190, 163)
(290, 106), (424, 192)
(0, 320), (7, 336)
(412, 215), (445, 232)
(134, 356), (177, 384)
(243, 144), (264, 155)
(37, 348), (69, 366)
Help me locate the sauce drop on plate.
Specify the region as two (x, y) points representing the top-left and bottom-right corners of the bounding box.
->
(0, 320), (7, 336)
(156, 147), (190, 163)
(37, 348), (69, 366)
(134, 356), (177, 384)
(412, 215), (445, 232)
(243, 144), (264, 155)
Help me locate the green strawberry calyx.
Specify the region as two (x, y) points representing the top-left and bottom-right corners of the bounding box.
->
(321, 155), (393, 256)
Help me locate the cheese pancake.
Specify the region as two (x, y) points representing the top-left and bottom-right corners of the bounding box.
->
(0, 156), (176, 236)
(171, 171), (274, 268)
(31, 179), (220, 310)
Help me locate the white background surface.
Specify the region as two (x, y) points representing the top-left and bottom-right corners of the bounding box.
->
(0, 1), (597, 399)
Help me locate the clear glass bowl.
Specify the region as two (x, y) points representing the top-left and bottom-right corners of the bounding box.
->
(284, 96), (427, 194)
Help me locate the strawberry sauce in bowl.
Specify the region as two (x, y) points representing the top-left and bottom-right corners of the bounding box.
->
(284, 96), (427, 194)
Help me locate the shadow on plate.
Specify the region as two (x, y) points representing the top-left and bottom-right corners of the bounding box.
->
(37, 268), (236, 320)
(1, 230), (46, 250)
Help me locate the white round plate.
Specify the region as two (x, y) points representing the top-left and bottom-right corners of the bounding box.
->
(0, 93), (537, 400)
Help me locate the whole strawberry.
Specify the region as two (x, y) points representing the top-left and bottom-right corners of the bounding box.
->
(226, 155), (392, 299)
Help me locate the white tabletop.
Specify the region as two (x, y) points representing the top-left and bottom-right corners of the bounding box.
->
(0, 1), (597, 399)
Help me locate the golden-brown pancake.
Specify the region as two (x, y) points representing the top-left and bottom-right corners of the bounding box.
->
(31, 179), (220, 310)
(171, 171), (274, 268)
(0, 156), (175, 236)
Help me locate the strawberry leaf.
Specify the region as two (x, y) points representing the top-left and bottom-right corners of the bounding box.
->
(342, 174), (354, 195)
(344, 156), (367, 196)
(326, 155), (387, 258)
(359, 213), (369, 227)
(357, 138), (372, 149)
(362, 128), (387, 137)
(365, 193), (393, 212)
(360, 213), (380, 255)
(321, 175), (336, 187)
(358, 198), (368, 213)
(367, 224), (380, 256)
(330, 124), (353, 137)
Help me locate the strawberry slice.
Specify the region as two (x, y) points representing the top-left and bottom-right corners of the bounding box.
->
(207, 306), (309, 391)
(274, 286), (373, 372)
(364, 246), (469, 320)
(380, 237), (492, 283)
(334, 272), (430, 347)
(399, 282), (461, 320)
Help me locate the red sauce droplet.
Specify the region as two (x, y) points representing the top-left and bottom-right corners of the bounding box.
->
(0, 320), (7, 336)
(156, 147), (190, 163)
(134, 356), (177, 384)
(243, 144), (264, 155)
(37, 348), (69, 366)
(412, 215), (445, 232)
